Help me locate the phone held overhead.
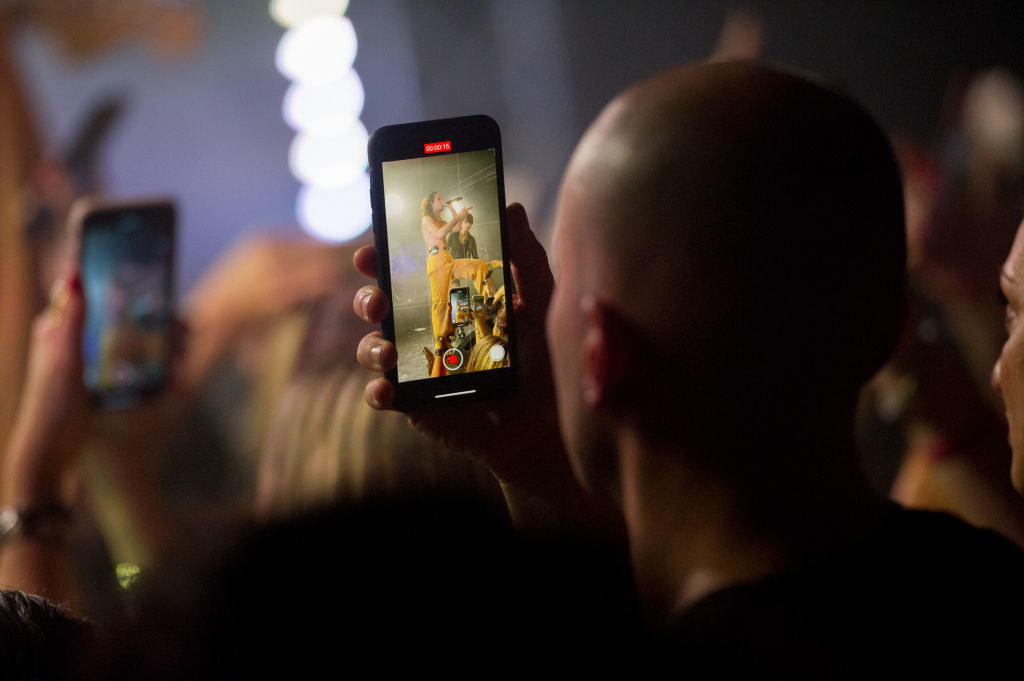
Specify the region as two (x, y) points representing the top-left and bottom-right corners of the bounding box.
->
(72, 197), (176, 409)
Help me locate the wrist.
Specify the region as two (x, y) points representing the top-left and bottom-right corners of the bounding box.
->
(0, 503), (75, 547)
(3, 436), (70, 508)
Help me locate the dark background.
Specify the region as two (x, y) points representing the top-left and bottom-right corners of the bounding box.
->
(16, 1), (1024, 290)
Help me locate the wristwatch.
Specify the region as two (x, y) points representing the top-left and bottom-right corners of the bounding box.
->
(0, 504), (74, 546)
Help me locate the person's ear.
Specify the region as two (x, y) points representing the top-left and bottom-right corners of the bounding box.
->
(580, 296), (629, 411)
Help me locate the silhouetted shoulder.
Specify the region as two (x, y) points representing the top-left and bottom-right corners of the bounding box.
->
(659, 505), (1024, 678)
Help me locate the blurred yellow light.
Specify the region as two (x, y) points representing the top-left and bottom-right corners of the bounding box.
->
(270, 0), (350, 28)
(116, 562), (142, 589)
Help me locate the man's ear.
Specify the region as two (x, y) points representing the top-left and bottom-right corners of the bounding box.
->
(580, 296), (629, 411)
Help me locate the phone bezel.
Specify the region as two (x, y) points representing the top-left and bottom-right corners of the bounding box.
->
(368, 115), (516, 411)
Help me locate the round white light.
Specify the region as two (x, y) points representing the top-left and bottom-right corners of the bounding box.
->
(289, 120), (368, 188)
(275, 15), (357, 85)
(283, 69), (365, 135)
(488, 344), (506, 363)
(297, 174), (372, 242)
(385, 192), (405, 216)
(269, 0), (351, 28)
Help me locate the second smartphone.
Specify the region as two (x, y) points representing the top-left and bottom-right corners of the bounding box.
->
(368, 115), (516, 411)
(74, 197), (176, 409)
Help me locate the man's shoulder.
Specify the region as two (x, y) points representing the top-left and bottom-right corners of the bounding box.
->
(661, 505), (1024, 676)
(872, 504), (1024, 575)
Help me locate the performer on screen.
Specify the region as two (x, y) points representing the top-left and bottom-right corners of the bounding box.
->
(421, 191), (492, 349)
(447, 212), (478, 259)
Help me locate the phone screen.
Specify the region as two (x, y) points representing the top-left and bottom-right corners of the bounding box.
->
(80, 201), (175, 408)
(380, 147), (508, 383)
(450, 287), (471, 326)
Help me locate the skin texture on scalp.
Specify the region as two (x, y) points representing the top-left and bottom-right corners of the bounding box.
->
(550, 61), (906, 480)
(547, 63), (906, 620)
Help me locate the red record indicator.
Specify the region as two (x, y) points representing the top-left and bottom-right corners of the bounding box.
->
(442, 347), (464, 372)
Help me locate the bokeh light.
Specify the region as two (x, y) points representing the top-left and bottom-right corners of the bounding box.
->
(283, 69), (365, 135)
(273, 0), (368, 241)
(297, 174), (372, 242)
(269, 0), (351, 28)
(288, 120), (369, 187)
(275, 15), (357, 85)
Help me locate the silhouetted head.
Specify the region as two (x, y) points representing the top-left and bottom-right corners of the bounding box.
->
(0, 590), (98, 681)
(548, 61), (906, 496)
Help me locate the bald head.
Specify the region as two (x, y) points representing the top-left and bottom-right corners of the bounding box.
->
(554, 61), (905, 444)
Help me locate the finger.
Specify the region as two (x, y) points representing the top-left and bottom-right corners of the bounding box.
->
(57, 273), (86, 360)
(353, 245), (377, 279)
(357, 331), (397, 372)
(506, 203), (554, 312)
(31, 272), (85, 382)
(353, 285), (390, 323)
(364, 376), (395, 410)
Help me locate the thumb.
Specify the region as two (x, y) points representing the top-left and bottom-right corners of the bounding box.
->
(506, 203), (554, 313)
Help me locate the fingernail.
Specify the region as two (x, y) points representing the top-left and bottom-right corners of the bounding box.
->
(47, 280), (70, 316)
(69, 272), (82, 293)
(369, 344), (382, 366)
(360, 287), (374, 316)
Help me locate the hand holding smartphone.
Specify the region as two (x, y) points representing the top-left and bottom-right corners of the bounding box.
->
(72, 197), (176, 409)
(368, 115), (516, 410)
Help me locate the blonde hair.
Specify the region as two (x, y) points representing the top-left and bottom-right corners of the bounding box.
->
(256, 358), (502, 519)
(466, 335), (509, 373)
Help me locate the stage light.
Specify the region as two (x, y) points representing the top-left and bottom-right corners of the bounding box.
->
(270, 0), (350, 28)
(289, 120), (368, 187)
(116, 563), (141, 589)
(297, 174), (371, 242)
(273, 0), (369, 241)
(275, 15), (357, 85)
(386, 192), (405, 216)
(283, 69), (365, 135)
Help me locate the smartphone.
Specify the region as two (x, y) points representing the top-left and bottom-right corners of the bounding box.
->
(368, 115), (516, 410)
(73, 197), (176, 409)
(451, 287), (471, 327)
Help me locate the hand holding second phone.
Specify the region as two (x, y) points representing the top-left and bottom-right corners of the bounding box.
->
(3, 273), (91, 507)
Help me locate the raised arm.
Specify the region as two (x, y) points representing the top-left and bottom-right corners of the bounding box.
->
(422, 206), (470, 242)
(0, 273), (89, 611)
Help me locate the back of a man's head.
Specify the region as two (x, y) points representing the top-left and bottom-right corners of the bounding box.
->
(557, 61), (906, 457)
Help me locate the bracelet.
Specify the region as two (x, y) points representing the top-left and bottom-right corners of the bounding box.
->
(0, 504), (74, 546)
